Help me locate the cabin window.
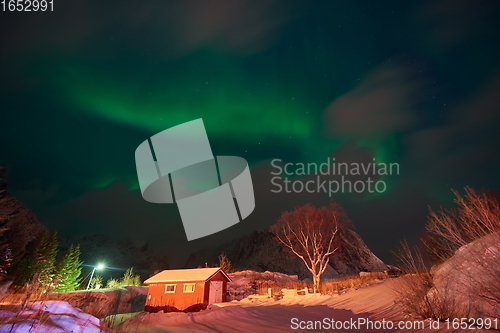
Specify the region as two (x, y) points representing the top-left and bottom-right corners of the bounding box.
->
(183, 283), (196, 293)
(164, 284), (176, 293)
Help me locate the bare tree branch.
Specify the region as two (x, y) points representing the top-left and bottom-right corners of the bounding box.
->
(270, 202), (350, 293)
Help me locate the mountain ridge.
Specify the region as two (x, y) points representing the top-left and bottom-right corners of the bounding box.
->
(185, 226), (388, 279)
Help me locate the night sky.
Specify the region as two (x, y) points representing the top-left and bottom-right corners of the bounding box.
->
(1, 0), (500, 267)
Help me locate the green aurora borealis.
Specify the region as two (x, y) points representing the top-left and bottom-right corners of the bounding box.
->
(1, 0), (500, 264)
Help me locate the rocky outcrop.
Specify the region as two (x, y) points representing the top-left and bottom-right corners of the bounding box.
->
(324, 228), (388, 279)
(427, 232), (500, 319)
(0, 167), (7, 199)
(0, 166), (46, 278)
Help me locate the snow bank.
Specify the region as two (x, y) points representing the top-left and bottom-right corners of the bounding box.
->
(0, 301), (114, 333)
(47, 285), (148, 318)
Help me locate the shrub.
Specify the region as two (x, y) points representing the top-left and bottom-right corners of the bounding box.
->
(218, 252), (232, 273)
(393, 188), (500, 320)
(105, 268), (141, 288)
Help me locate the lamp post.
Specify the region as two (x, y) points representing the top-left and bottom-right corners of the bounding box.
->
(86, 263), (105, 290)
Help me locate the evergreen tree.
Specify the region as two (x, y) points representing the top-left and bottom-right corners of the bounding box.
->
(31, 231), (58, 290)
(54, 244), (83, 292)
(10, 235), (40, 286)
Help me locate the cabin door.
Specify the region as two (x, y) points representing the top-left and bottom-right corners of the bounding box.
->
(209, 281), (223, 304)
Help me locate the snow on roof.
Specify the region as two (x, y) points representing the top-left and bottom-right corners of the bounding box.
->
(144, 267), (231, 284)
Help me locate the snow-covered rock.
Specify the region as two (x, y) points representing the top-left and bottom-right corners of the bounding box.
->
(427, 232), (500, 319)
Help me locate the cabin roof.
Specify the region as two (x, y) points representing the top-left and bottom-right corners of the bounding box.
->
(144, 267), (231, 284)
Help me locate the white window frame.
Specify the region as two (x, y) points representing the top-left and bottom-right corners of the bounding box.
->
(164, 284), (176, 293)
(183, 283), (196, 293)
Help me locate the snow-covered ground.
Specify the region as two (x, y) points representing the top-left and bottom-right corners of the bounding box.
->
(49, 286), (148, 318)
(2, 276), (495, 332)
(116, 279), (491, 333)
(0, 301), (113, 333)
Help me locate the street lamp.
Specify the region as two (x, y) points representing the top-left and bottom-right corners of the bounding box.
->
(86, 263), (105, 290)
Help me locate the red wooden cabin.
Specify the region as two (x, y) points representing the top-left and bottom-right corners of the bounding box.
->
(144, 267), (231, 312)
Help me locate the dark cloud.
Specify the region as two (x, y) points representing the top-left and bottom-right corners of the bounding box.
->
(163, 0), (297, 56)
(322, 63), (422, 138)
(0, 0), (297, 62)
(418, 0), (498, 49)
(408, 72), (500, 187)
(342, 179), (434, 262)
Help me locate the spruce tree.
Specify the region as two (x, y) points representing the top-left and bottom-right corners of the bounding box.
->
(32, 231), (58, 290)
(54, 244), (83, 292)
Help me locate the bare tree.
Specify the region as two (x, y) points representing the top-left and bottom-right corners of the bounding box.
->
(270, 202), (350, 293)
(426, 187), (500, 262)
(218, 252), (232, 273)
(425, 187), (500, 318)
